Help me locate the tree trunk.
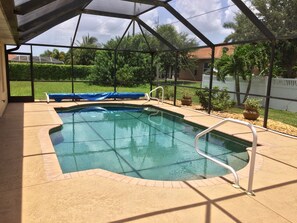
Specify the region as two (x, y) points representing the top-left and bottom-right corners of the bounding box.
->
(235, 73), (241, 105)
(242, 75), (252, 103)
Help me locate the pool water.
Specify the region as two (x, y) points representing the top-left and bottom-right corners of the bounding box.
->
(50, 105), (251, 181)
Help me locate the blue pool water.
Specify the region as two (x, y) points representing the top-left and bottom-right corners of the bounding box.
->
(50, 105), (250, 181)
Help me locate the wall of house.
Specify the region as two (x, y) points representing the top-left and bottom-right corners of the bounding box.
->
(179, 61), (207, 81)
(0, 41), (8, 116)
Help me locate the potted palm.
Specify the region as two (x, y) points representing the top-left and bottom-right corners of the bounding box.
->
(243, 97), (261, 120)
(181, 90), (192, 106)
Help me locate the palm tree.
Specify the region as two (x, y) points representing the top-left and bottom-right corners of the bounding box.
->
(72, 34), (100, 65)
(76, 34), (98, 47)
(215, 44), (269, 105)
(215, 51), (245, 105)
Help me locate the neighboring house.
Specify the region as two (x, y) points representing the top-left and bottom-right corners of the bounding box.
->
(179, 45), (234, 81)
(8, 54), (64, 64)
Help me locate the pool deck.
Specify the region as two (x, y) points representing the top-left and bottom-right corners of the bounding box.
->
(0, 101), (296, 223)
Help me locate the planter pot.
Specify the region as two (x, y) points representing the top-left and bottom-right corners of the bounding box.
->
(181, 97), (192, 106)
(243, 110), (259, 120)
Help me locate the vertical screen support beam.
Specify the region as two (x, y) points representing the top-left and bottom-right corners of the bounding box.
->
(113, 50), (118, 93)
(263, 41), (275, 128)
(208, 47), (215, 114)
(30, 45), (35, 100)
(70, 14), (82, 95)
(150, 52), (155, 95)
(174, 51), (179, 106)
(71, 48), (74, 94)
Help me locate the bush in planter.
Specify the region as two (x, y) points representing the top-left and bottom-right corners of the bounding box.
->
(181, 90), (192, 105)
(163, 86), (174, 100)
(196, 87), (234, 111)
(243, 97), (261, 120)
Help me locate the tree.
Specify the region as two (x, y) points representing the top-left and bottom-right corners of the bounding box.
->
(215, 44), (269, 105)
(215, 48), (245, 105)
(88, 24), (199, 87)
(224, 0), (297, 78)
(65, 34), (100, 65)
(76, 34), (98, 47)
(40, 49), (66, 62)
(147, 24), (198, 81)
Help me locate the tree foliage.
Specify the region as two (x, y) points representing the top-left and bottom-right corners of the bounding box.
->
(215, 44), (269, 105)
(224, 0), (297, 78)
(40, 49), (66, 62)
(89, 24), (198, 87)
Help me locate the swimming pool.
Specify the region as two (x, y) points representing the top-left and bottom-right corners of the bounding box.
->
(50, 105), (251, 181)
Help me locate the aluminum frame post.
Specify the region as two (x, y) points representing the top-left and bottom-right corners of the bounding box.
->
(263, 41), (276, 128)
(113, 50), (118, 93)
(71, 48), (74, 94)
(208, 47), (215, 114)
(150, 52), (154, 96)
(174, 52), (179, 106)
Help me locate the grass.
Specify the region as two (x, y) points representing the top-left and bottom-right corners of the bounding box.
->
(9, 81), (296, 128)
(228, 107), (297, 128)
(10, 81), (151, 100)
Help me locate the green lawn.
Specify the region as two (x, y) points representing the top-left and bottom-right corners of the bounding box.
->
(10, 81), (151, 100)
(10, 81), (201, 102)
(228, 107), (297, 128)
(9, 81), (296, 128)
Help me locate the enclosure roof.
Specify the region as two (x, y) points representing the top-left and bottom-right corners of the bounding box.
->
(3, 0), (296, 51)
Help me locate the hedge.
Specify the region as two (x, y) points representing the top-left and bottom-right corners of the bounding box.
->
(9, 63), (93, 81)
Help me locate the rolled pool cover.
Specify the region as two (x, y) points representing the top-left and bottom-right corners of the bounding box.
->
(47, 92), (146, 102)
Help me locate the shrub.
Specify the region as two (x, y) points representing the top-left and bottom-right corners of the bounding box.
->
(88, 50), (150, 87)
(244, 97), (261, 112)
(87, 51), (114, 85)
(163, 85), (174, 100)
(117, 65), (136, 87)
(182, 89), (191, 99)
(9, 62), (93, 81)
(196, 87), (234, 111)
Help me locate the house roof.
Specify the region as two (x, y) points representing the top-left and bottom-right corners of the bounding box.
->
(190, 46), (235, 60)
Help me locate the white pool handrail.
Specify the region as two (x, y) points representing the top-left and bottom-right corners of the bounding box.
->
(45, 92), (49, 103)
(148, 110), (163, 126)
(194, 118), (257, 195)
(145, 86), (164, 104)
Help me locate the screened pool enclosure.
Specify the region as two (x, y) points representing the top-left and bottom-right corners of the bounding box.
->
(3, 0), (297, 135)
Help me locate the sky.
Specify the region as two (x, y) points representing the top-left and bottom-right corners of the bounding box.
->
(19, 0), (241, 55)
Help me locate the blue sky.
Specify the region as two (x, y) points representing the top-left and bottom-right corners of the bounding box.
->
(21, 0), (240, 55)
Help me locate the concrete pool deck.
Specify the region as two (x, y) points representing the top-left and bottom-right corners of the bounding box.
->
(0, 101), (296, 222)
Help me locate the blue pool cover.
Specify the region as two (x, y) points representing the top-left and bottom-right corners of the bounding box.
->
(47, 92), (146, 102)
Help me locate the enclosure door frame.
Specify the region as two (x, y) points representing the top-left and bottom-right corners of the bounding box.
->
(6, 51), (34, 102)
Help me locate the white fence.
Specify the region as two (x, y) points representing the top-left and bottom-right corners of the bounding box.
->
(202, 74), (297, 112)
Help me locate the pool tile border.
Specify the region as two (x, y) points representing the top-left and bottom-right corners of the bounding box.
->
(40, 101), (264, 190)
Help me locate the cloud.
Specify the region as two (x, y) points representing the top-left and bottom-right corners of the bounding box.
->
(75, 14), (130, 44)
(139, 8), (159, 28)
(28, 16), (79, 46)
(168, 0), (236, 44)
(29, 14), (130, 48)
(28, 0), (244, 53)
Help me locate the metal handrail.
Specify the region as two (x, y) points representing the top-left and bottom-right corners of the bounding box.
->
(145, 86), (164, 104)
(148, 110), (163, 126)
(194, 118), (257, 195)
